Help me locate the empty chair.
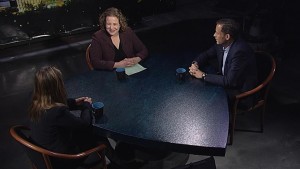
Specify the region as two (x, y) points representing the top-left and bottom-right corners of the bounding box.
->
(10, 125), (107, 169)
(228, 51), (276, 145)
(86, 44), (94, 70)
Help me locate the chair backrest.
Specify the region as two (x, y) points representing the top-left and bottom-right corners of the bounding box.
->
(235, 51), (276, 106)
(255, 51), (276, 101)
(10, 125), (52, 169)
(10, 125), (107, 169)
(229, 51), (276, 145)
(85, 44), (94, 70)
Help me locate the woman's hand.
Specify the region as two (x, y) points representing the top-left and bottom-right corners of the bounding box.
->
(124, 57), (141, 65)
(114, 57), (142, 68)
(75, 97), (92, 105)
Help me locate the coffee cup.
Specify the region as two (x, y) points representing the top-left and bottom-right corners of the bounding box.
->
(116, 68), (126, 81)
(92, 102), (104, 120)
(176, 68), (186, 82)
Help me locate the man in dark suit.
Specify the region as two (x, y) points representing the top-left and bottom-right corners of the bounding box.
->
(189, 18), (257, 109)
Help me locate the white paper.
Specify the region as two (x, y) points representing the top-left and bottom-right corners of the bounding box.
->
(125, 63), (147, 75)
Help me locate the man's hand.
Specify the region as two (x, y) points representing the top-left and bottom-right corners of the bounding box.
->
(189, 63), (204, 79)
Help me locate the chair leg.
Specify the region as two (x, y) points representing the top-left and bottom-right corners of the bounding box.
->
(31, 163), (37, 169)
(228, 109), (237, 145)
(43, 154), (53, 169)
(100, 151), (107, 169)
(228, 124), (233, 145)
(260, 106), (265, 133)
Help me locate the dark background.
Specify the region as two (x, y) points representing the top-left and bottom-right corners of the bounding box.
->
(1, 0), (299, 59)
(0, 0), (176, 48)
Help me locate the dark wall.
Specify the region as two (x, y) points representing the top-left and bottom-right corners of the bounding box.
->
(0, 0), (101, 47)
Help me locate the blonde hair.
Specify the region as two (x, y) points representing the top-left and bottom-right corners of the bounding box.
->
(29, 66), (67, 122)
(99, 7), (128, 32)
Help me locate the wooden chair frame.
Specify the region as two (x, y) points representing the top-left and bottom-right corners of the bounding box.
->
(228, 51), (276, 145)
(86, 44), (94, 70)
(10, 125), (107, 169)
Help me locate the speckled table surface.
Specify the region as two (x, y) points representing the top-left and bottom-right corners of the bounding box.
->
(66, 53), (229, 156)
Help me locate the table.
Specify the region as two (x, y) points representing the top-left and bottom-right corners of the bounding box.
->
(66, 52), (229, 156)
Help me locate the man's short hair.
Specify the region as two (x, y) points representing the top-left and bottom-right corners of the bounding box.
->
(216, 18), (240, 39)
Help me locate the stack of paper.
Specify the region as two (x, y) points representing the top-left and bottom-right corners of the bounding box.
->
(125, 63), (147, 75)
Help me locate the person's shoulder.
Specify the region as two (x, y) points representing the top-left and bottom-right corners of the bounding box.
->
(92, 30), (110, 43)
(231, 38), (254, 55)
(39, 105), (68, 121)
(93, 30), (108, 38)
(49, 104), (68, 112)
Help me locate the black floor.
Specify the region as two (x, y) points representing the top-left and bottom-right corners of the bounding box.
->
(1, 0), (300, 169)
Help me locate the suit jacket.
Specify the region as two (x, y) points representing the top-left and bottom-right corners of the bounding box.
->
(90, 27), (148, 70)
(194, 38), (257, 108)
(30, 99), (93, 154)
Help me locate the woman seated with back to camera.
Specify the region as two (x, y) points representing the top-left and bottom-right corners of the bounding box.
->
(89, 7), (148, 70)
(28, 66), (108, 169)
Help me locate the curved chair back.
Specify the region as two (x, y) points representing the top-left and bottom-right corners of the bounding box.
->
(229, 51), (276, 145)
(10, 125), (50, 169)
(86, 44), (94, 70)
(10, 125), (106, 169)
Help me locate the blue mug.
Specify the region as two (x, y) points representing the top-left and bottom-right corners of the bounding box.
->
(116, 68), (126, 81)
(92, 102), (104, 118)
(176, 68), (186, 82)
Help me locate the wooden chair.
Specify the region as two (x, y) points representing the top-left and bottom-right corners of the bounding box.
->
(228, 51), (276, 145)
(10, 125), (107, 169)
(86, 44), (94, 70)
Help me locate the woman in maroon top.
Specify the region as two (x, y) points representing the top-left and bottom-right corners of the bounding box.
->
(90, 7), (148, 70)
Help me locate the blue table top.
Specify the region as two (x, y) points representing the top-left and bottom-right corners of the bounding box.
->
(66, 53), (229, 156)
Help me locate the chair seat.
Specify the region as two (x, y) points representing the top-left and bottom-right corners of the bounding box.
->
(237, 100), (265, 114)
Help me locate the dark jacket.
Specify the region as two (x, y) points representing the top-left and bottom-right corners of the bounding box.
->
(90, 27), (148, 70)
(30, 99), (93, 154)
(194, 38), (257, 108)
